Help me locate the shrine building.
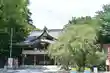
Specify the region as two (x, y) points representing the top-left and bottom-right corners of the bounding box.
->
(17, 27), (63, 65)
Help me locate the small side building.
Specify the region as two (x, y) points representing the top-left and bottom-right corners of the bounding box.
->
(103, 44), (110, 71)
(17, 27), (62, 65)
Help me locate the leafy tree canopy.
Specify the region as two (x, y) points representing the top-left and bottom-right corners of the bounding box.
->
(96, 4), (110, 44)
(48, 24), (106, 71)
(0, 0), (36, 57)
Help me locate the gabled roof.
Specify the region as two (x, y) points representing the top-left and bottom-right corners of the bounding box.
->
(16, 27), (63, 47)
(28, 27), (63, 39)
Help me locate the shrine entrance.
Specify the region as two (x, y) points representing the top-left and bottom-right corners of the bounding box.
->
(22, 53), (54, 65)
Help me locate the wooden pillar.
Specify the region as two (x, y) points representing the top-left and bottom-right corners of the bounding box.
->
(34, 55), (36, 66)
(54, 57), (56, 65)
(22, 54), (24, 65)
(22, 48), (24, 65)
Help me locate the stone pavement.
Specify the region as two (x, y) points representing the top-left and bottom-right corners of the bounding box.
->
(0, 65), (61, 73)
(0, 69), (61, 73)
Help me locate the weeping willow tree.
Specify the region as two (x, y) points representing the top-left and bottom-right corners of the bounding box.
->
(48, 24), (106, 71)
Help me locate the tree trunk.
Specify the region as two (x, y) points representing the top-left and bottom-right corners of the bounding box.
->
(100, 43), (103, 52)
(78, 67), (81, 71)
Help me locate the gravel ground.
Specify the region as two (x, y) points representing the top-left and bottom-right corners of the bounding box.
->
(0, 68), (59, 73)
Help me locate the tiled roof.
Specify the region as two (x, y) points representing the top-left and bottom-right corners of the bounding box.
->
(29, 29), (63, 39)
(17, 27), (63, 46)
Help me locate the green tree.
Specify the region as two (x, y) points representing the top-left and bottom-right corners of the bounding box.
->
(48, 24), (105, 71)
(96, 4), (110, 44)
(0, 0), (35, 57)
(64, 16), (100, 29)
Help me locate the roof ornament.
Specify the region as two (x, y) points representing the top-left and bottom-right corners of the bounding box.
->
(43, 26), (48, 32)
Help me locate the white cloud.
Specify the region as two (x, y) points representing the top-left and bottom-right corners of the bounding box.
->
(29, 0), (110, 29)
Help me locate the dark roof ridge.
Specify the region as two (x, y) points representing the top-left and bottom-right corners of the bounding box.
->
(32, 29), (63, 32)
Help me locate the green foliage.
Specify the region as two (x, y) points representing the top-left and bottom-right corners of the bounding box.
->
(64, 16), (101, 31)
(0, 0), (35, 57)
(48, 4), (110, 71)
(48, 24), (106, 71)
(48, 3), (110, 71)
(96, 4), (110, 44)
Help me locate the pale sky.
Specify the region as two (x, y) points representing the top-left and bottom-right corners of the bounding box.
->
(29, 0), (110, 29)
